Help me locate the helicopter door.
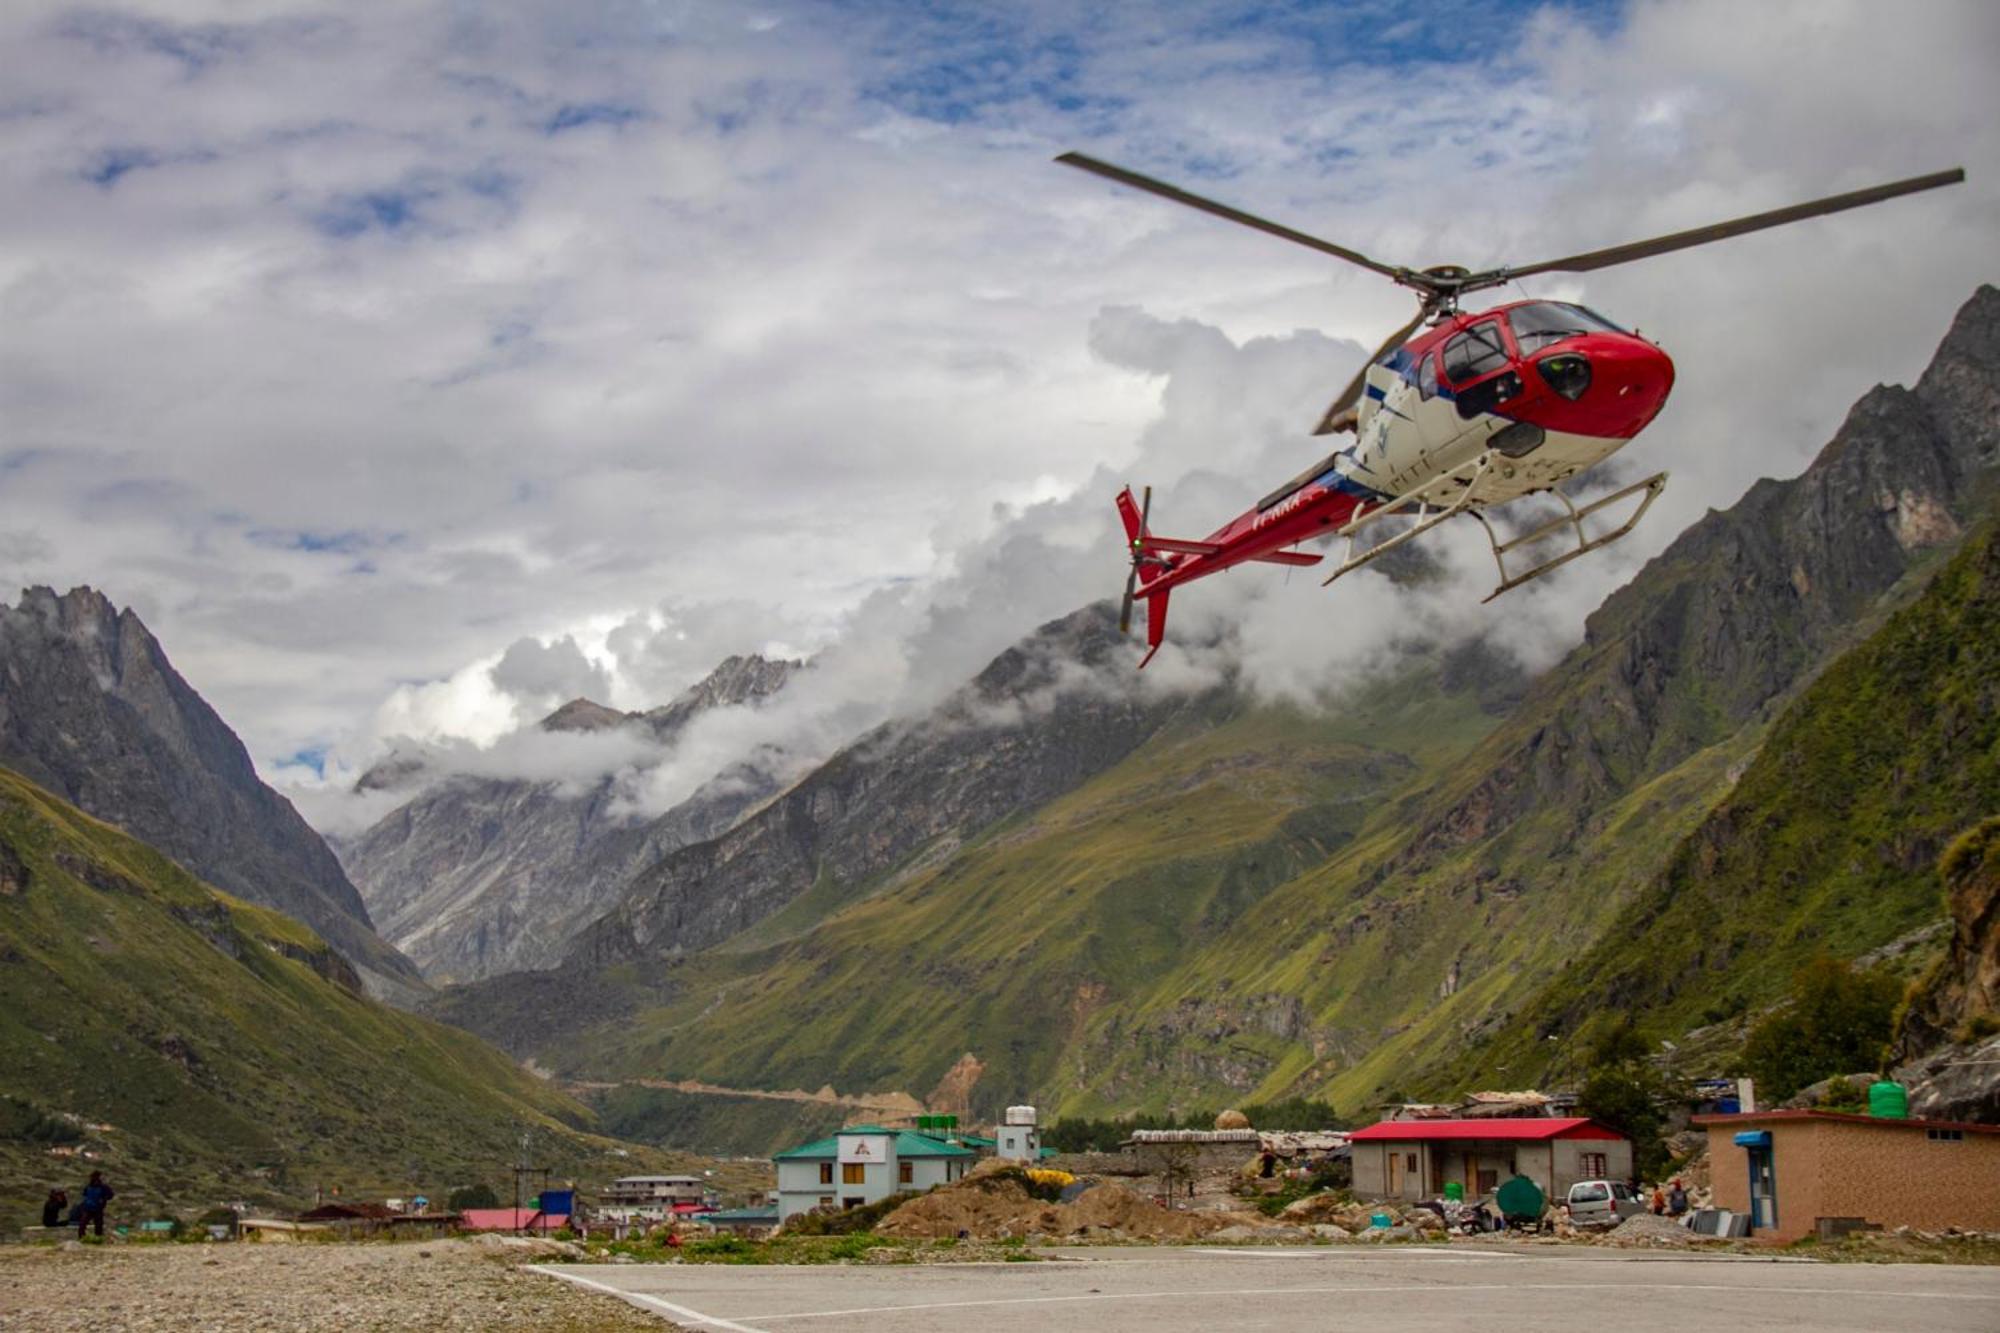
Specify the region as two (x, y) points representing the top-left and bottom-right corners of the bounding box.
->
(1442, 318), (1526, 430)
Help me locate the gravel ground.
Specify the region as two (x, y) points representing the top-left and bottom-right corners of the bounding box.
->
(0, 1238), (676, 1331)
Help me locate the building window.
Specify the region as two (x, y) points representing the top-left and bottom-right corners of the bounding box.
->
(899, 1161), (914, 1185)
(1579, 1152), (1608, 1179)
(818, 1196), (833, 1208)
(819, 1162), (833, 1184)
(1928, 1129), (1964, 1142)
(842, 1162), (865, 1185)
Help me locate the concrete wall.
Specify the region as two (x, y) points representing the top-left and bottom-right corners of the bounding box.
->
(1707, 1120), (2000, 1242)
(1551, 1139), (1633, 1197)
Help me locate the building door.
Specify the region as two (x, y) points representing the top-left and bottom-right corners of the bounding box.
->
(1387, 1150), (1402, 1195)
(1747, 1146), (1777, 1231)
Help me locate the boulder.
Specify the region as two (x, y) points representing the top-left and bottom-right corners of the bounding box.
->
(1277, 1192), (1350, 1224)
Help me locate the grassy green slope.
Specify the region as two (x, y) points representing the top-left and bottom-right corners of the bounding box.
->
(532, 664), (1523, 1135)
(0, 767), (681, 1220)
(1463, 512), (2000, 1085)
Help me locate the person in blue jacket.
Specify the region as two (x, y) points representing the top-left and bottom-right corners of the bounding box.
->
(76, 1171), (113, 1238)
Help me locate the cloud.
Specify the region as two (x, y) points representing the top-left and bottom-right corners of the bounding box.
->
(489, 633), (612, 711)
(0, 0), (1992, 829)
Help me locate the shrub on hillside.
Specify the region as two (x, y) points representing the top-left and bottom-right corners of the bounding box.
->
(446, 1183), (499, 1211)
(1741, 957), (1901, 1101)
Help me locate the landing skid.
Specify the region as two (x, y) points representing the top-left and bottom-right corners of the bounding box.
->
(1471, 471), (1667, 601)
(1316, 454), (1668, 601)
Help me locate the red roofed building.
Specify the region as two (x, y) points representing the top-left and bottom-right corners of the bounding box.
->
(1349, 1117), (1631, 1203)
(457, 1208), (567, 1233)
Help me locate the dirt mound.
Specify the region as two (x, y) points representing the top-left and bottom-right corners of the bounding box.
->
(877, 1177), (1251, 1242)
(1604, 1214), (1695, 1248)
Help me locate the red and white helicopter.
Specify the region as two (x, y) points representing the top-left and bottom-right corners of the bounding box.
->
(1057, 153), (1965, 666)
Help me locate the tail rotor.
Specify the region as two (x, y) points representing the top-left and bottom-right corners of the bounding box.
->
(1119, 484), (1151, 635)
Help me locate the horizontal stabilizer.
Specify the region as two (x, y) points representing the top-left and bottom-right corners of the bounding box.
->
(1252, 549), (1322, 567)
(1141, 535), (1222, 557)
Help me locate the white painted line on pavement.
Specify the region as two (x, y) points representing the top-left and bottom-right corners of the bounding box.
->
(735, 1279), (2000, 1323)
(539, 1266), (771, 1333)
(1190, 1247), (1520, 1261)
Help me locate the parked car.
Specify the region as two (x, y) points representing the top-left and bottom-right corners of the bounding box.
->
(1565, 1179), (1645, 1226)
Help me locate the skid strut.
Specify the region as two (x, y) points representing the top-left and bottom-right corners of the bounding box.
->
(1472, 471), (1667, 601)
(1322, 452), (1497, 587)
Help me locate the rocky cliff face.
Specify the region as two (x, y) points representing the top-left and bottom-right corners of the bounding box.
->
(1900, 819), (2000, 1059)
(569, 604), (1199, 967)
(344, 655), (799, 981)
(0, 586), (419, 991)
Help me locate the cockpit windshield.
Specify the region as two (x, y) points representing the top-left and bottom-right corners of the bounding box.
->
(1507, 301), (1626, 354)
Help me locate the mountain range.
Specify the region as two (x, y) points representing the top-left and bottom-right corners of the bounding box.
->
(5, 287), (1992, 1180)
(415, 284), (2000, 1150)
(342, 653), (798, 981)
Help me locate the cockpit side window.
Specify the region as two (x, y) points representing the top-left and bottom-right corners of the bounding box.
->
(1442, 320), (1509, 384)
(1417, 351), (1439, 400)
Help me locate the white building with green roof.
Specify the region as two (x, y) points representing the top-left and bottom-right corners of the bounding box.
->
(772, 1125), (978, 1223)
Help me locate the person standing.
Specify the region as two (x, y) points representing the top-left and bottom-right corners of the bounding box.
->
(1667, 1178), (1690, 1219)
(41, 1189), (67, 1228)
(76, 1171), (114, 1239)
(1650, 1184), (1667, 1215)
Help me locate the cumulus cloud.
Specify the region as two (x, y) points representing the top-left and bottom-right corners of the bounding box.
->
(0, 0), (1992, 829)
(489, 633), (612, 714)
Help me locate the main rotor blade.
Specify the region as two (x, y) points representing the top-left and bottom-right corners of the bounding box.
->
(1480, 168), (1965, 286)
(1312, 307), (1429, 436)
(1056, 152), (1406, 280)
(1119, 565), (1137, 636)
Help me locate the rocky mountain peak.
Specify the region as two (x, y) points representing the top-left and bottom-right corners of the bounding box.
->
(0, 585), (420, 992)
(540, 697), (636, 733)
(643, 653), (801, 738)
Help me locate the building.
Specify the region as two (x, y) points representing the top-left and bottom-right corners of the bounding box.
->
(996, 1106), (1041, 1162)
(1349, 1117), (1631, 1202)
(1696, 1109), (2000, 1242)
(457, 1208), (568, 1233)
(599, 1174), (710, 1222)
(700, 1206), (780, 1236)
(773, 1125), (977, 1224)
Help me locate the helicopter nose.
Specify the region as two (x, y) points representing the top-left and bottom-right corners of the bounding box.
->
(1528, 333), (1674, 438)
(1597, 337), (1675, 435)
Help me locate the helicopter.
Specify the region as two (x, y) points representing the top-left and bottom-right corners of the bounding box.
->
(1056, 152), (1965, 667)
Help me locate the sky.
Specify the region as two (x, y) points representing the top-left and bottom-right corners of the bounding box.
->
(0, 0), (1995, 832)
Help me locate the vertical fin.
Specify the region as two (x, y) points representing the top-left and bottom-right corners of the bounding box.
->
(1116, 486), (1145, 546)
(1139, 587), (1169, 669)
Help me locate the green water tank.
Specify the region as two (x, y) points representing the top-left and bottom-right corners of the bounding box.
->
(1443, 1181), (1464, 1201)
(1494, 1174), (1545, 1221)
(1868, 1080), (1909, 1119)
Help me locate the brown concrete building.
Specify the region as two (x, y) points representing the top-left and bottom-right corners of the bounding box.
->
(1350, 1117), (1631, 1203)
(1696, 1110), (2000, 1242)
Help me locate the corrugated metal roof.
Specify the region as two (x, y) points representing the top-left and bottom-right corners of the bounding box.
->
(1348, 1117), (1623, 1142)
(1124, 1128), (1262, 1145)
(773, 1126), (977, 1160)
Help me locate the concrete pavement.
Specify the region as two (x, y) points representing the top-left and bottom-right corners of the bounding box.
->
(540, 1243), (2000, 1331)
